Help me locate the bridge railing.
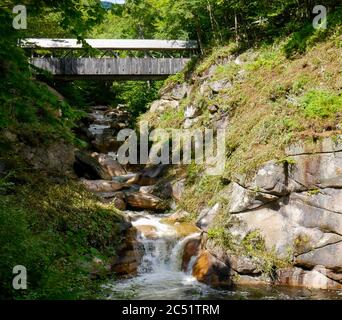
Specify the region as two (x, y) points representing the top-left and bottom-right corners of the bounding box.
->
(21, 38), (199, 58)
(21, 39), (198, 80)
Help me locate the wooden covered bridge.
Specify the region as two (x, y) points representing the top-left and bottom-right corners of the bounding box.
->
(21, 39), (198, 80)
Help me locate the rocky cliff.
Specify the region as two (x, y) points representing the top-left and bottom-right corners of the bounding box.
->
(140, 38), (342, 290)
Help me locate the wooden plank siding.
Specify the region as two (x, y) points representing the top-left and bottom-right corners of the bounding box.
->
(30, 57), (190, 80)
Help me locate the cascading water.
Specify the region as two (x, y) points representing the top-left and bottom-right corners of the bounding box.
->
(102, 212), (216, 300)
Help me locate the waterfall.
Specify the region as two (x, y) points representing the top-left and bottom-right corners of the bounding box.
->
(103, 212), (211, 300)
(132, 213), (200, 274)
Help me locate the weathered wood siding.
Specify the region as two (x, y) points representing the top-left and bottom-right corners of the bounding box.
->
(30, 58), (190, 80)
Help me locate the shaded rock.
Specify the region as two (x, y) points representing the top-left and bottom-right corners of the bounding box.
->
(21, 141), (75, 175)
(182, 238), (201, 272)
(208, 105), (218, 114)
(139, 181), (172, 200)
(205, 240), (259, 275)
(81, 179), (126, 193)
(95, 153), (126, 177)
(276, 267), (342, 290)
(127, 165), (169, 186)
(111, 192), (127, 211)
(92, 128), (122, 154)
(229, 255), (259, 275)
(75, 151), (112, 180)
(192, 251), (231, 288)
(111, 228), (142, 277)
(125, 192), (169, 212)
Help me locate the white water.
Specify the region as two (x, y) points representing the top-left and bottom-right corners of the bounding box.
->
(103, 212), (217, 300)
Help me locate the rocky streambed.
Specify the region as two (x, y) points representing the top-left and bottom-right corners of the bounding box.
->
(75, 104), (342, 300)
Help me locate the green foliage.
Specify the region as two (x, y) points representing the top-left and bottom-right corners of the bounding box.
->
(283, 7), (342, 58)
(113, 81), (164, 119)
(0, 180), (124, 300)
(300, 90), (342, 119)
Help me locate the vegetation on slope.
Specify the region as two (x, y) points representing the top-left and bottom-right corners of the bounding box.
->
(140, 8), (342, 216)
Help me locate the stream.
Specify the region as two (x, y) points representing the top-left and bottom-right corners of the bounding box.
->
(81, 106), (342, 300)
(101, 212), (342, 300)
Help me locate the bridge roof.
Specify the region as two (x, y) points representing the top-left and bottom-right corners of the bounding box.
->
(21, 39), (198, 51)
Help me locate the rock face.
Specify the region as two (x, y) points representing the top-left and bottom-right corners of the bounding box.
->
(189, 137), (342, 290)
(276, 267), (342, 290)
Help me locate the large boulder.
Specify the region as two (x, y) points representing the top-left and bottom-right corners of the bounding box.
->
(20, 141), (75, 175)
(111, 228), (142, 277)
(75, 151), (125, 180)
(192, 251), (231, 288)
(125, 192), (169, 212)
(289, 152), (342, 189)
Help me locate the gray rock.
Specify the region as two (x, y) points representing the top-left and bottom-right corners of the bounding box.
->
(247, 161), (289, 195)
(171, 179), (186, 202)
(196, 203), (221, 232)
(285, 136), (342, 156)
(289, 152), (342, 188)
(228, 182), (278, 213)
(290, 188), (342, 214)
(150, 99), (179, 113)
(208, 79), (232, 93)
(295, 242), (342, 272)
